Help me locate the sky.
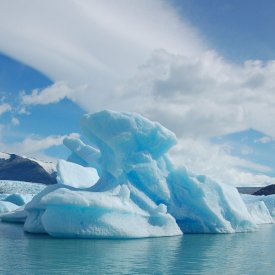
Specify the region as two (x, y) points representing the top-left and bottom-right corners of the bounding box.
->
(0, 0), (275, 187)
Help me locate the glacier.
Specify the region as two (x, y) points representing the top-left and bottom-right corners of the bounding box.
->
(3, 110), (275, 238)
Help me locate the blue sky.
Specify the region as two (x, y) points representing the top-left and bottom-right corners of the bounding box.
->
(172, 0), (275, 62)
(0, 53), (84, 159)
(0, 0), (275, 186)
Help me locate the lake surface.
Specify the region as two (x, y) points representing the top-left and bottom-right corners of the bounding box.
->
(0, 222), (274, 275)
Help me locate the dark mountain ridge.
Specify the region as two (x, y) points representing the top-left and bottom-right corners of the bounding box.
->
(253, 184), (275, 196)
(0, 152), (57, 185)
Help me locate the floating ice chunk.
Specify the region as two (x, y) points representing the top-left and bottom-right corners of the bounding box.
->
(4, 193), (33, 206)
(0, 207), (27, 223)
(57, 160), (99, 189)
(0, 201), (19, 214)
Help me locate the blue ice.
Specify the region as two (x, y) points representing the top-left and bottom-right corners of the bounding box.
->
(7, 110), (263, 238)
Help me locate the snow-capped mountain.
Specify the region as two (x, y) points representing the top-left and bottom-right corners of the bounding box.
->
(0, 152), (57, 185)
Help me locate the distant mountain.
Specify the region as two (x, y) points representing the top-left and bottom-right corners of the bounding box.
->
(237, 187), (262, 195)
(0, 152), (57, 185)
(253, 184), (275, 196)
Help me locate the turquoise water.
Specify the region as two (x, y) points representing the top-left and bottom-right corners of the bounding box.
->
(0, 223), (274, 275)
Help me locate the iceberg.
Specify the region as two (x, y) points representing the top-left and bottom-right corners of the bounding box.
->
(3, 193), (33, 206)
(0, 182), (41, 217)
(0, 201), (19, 214)
(242, 194), (275, 223)
(0, 185), (40, 221)
(6, 110), (259, 238)
(0, 207), (27, 223)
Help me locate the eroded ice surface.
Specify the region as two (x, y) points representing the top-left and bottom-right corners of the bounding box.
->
(242, 194), (275, 222)
(167, 169), (256, 233)
(0, 201), (19, 214)
(23, 183), (181, 237)
(57, 160), (99, 189)
(3, 110), (263, 238)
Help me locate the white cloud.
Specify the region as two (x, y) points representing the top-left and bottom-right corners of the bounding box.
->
(0, 0), (205, 86)
(15, 48), (275, 141)
(11, 117), (20, 126)
(254, 136), (274, 144)
(240, 146), (253, 156)
(0, 103), (11, 115)
(0, 133), (80, 159)
(169, 138), (275, 187)
(21, 81), (76, 106)
(0, 0), (213, 124)
(111, 50), (275, 138)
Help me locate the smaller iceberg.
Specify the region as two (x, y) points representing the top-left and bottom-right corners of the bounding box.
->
(0, 181), (45, 222)
(4, 193), (33, 206)
(0, 207), (27, 223)
(0, 201), (19, 214)
(0, 193), (34, 215)
(242, 194), (275, 223)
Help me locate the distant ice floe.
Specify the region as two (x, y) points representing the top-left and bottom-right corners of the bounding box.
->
(1, 110), (274, 238)
(0, 181), (45, 217)
(0, 191), (35, 215)
(242, 194), (275, 223)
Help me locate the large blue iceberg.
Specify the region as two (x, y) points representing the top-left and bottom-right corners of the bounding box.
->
(4, 110), (261, 238)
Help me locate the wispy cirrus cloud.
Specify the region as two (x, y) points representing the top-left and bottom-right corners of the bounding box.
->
(21, 82), (74, 106)
(254, 136), (275, 144)
(0, 0), (205, 86)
